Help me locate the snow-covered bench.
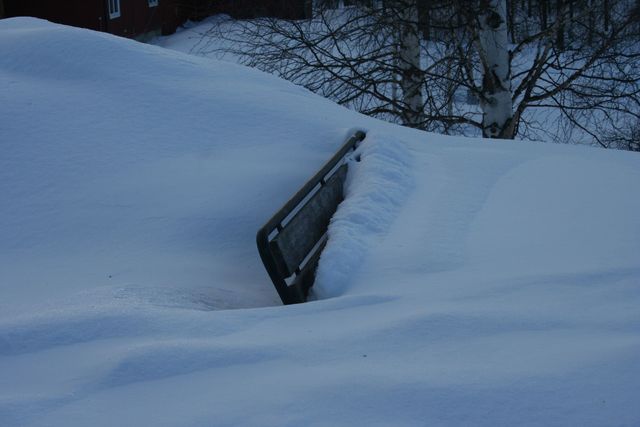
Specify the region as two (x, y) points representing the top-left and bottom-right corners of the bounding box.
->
(256, 130), (366, 305)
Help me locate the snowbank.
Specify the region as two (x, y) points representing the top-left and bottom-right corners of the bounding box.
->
(0, 17), (366, 314)
(1, 18), (639, 427)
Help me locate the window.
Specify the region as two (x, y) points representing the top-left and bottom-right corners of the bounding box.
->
(148, 0), (158, 7)
(108, 0), (120, 19)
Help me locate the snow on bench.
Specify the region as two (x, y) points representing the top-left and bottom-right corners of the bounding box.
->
(256, 130), (366, 305)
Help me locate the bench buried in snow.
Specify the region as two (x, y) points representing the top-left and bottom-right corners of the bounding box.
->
(256, 130), (366, 304)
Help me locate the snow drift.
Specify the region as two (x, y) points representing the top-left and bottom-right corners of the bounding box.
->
(1, 18), (640, 427)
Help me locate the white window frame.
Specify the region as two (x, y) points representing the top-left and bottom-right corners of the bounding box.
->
(148, 0), (158, 7)
(108, 0), (121, 19)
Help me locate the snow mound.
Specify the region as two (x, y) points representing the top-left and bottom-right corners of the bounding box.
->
(2, 18), (640, 427)
(314, 133), (414, 297)
(0, 17), (368, 314)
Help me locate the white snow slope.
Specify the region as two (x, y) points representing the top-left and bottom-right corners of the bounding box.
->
(1, 18), (640, 427)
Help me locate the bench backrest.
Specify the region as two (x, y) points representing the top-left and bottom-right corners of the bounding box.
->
(256, 130), (366, 304)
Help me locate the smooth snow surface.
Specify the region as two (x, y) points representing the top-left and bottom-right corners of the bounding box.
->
(1, 18), (640, 426)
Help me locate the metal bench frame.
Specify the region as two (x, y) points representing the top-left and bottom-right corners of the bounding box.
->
(256, 130), (366, 305)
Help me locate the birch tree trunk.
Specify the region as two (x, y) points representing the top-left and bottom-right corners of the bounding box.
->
(395, 0), (424, 128)
(477, 0), (514, 138)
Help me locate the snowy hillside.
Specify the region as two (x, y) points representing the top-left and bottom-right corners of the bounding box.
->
(2, 18), (640, 426)
(0, 17), (370, 314)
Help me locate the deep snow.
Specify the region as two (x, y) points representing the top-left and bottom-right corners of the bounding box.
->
(1, 17), (640, 427)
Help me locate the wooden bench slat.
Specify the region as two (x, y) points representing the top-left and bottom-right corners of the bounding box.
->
(270, 164), (348, 278)
(288, 235), (328, 299)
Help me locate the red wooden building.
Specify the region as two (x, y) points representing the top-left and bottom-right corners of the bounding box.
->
(0, 0), (309, 39)
(211, 0), (309, 20)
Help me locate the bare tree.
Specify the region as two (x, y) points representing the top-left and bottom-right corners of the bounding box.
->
(206, 3), (436, 129)
(475, 0), (514, 137)
(443, 0), (640, 144)
(604, 119), (640, 151)
(196, 0), (640, 148)
(394, 0), (425, 127)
